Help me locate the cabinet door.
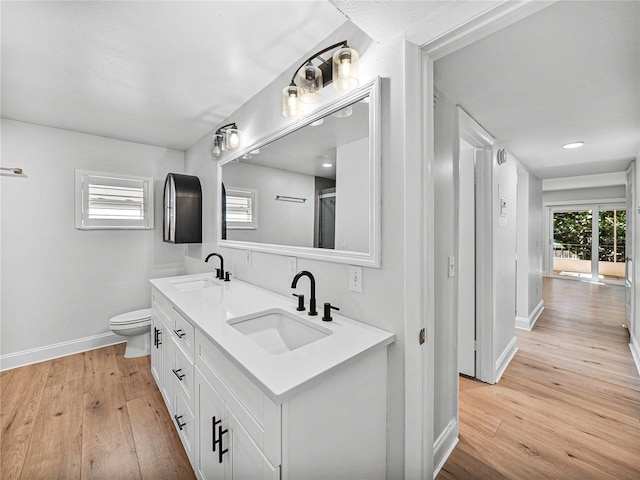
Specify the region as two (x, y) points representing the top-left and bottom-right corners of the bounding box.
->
(161, 333), (175, 410)
(195, 369), (226, 480)
(150, 314), (164, 386)
(226, 408), (280, 480)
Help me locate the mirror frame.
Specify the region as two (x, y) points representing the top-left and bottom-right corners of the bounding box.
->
(217, 77), (381, 267)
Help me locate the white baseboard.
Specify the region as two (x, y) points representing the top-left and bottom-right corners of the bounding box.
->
(630, 333), (640, 377)
(433, 417), (459, 478)
(515, 300), (544, 331)
(494, 335), (518, 383)
(0, 332), (124, 371)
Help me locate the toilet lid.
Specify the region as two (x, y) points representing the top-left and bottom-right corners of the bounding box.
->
(110, 308), (152, 326)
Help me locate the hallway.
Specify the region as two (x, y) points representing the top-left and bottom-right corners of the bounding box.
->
(438, 277), (640, 479)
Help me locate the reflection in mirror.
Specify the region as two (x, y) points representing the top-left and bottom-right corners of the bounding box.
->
(221, 98), (369, 252)
(218, 77), (380, 267)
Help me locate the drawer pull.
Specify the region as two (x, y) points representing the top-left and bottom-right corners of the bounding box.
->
(174, 329), (186, 339)
(174, 414), (186, 431)
(212, 416), (222, 452)
(172, 368), (185, 381)
(217, 425), (228, 463)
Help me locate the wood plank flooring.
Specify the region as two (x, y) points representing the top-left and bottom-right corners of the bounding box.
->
(438, 277), (640, 480)
(1, 343), (195, 480)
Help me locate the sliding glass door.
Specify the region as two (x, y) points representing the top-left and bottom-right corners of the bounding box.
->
(552, 205), (626, 282)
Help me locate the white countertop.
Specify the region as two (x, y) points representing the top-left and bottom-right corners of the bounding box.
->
(150, 273), (395, 403)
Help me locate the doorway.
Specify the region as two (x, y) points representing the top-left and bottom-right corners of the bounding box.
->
(456, 109), (495, 382)
(550, 205), (626, 283)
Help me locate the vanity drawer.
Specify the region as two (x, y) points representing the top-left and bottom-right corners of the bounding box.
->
(172, 339), (195, 409)
(195, 331), (281, 466)
(170, 306), (195, 362)
(173, 388), (195, 466)
(152, 289), (173, 322)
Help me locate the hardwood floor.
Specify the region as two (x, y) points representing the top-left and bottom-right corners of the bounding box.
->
(438, 277), (640, 480)
(1, 343), (195, 480)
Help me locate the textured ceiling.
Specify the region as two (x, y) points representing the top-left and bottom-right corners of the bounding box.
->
(1, 1), (346, 151)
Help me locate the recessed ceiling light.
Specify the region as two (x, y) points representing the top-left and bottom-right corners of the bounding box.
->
(562, 141), (584, 149)
(322, 163), (333, 168)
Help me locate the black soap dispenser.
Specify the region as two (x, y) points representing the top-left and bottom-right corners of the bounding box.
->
(163, 173), (202, 244)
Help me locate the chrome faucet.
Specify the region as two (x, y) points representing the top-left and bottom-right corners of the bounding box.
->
(205, 253), (224, 280)
(291, 270), (317, 316)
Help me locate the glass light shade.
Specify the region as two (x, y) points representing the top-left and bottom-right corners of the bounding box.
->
(297, 64), (323, 104)
(225, 128), (240, 150)
(211, 133), (224, 157)
(282, 85), (301, 118)
(332, 47), (359, 91)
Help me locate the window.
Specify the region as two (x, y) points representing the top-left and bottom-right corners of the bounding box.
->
(75, 170), (154, 230)
(225, 187), (257, 229)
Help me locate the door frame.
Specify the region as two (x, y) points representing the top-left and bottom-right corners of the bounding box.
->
(406, 2), (559, 478)
(457, 108), (495, 384)
(626, 163), (635, 331)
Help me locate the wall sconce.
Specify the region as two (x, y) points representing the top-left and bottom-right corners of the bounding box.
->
(212, 123), (241, 157)
(282, 40), (359, 119)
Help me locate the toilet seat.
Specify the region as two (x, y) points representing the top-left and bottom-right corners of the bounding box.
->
(110, 308), (152, 326)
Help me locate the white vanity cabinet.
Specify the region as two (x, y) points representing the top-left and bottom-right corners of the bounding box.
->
(150, 280), (392, 480)
(151, 290), (197, 464)
(195, 368), (280, 480)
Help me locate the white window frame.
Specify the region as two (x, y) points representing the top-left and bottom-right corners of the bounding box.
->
(75, 169), (154, 230)
(225, 186), (257, 230)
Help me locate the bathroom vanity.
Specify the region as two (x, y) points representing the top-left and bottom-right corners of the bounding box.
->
(150, 273), (394, 479)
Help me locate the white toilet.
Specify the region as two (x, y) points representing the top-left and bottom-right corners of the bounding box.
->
(109, 308), (152, 358)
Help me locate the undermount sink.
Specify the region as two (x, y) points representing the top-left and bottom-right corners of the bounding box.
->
(171, 277), (221, 292)
(228, 309), (331, 355)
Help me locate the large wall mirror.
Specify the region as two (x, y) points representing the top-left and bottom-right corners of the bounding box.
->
(217, 77), (380, 267)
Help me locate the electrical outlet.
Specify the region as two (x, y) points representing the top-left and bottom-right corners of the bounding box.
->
(349, 266), (363, 293)
(245, 250), (252, 266)
(287, 256), (297, 275)
(448, 256), (455, 278)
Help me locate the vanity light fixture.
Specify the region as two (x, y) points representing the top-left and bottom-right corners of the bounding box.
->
(562, 141), (585, 149)
(212, 123), (241, 157)
(322, 163), (333, 168)
(282, 40), (359, 119)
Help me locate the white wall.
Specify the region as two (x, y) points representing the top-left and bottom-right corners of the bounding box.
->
(634, 154), (640, 373)
(182, 23), (409, 479)
(433, 89), (458, 440)
(516, 166), (544, 330)
(222, 162), (315, 247)
(492, 144), (518, 378)
(528, 175), (544, 314)
(335, 137), (369, 252)
(0, 119), (185, 366)
(543, 185), (626, 204)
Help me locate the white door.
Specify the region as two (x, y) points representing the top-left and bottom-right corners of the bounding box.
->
(457, 139), (476, 377)
(226, 408), (280, 480)
(195, 369), (226, 479)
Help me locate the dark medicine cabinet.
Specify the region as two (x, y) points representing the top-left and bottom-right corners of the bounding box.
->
(163, 173), (202, 244)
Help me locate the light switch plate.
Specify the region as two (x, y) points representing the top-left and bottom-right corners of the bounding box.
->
(448, 256), (455, 278)
(287, 256), (297, 275)
(349, 266), (363, 293)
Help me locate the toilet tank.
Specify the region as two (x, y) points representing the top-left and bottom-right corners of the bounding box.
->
(163, 173), (202, 244)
